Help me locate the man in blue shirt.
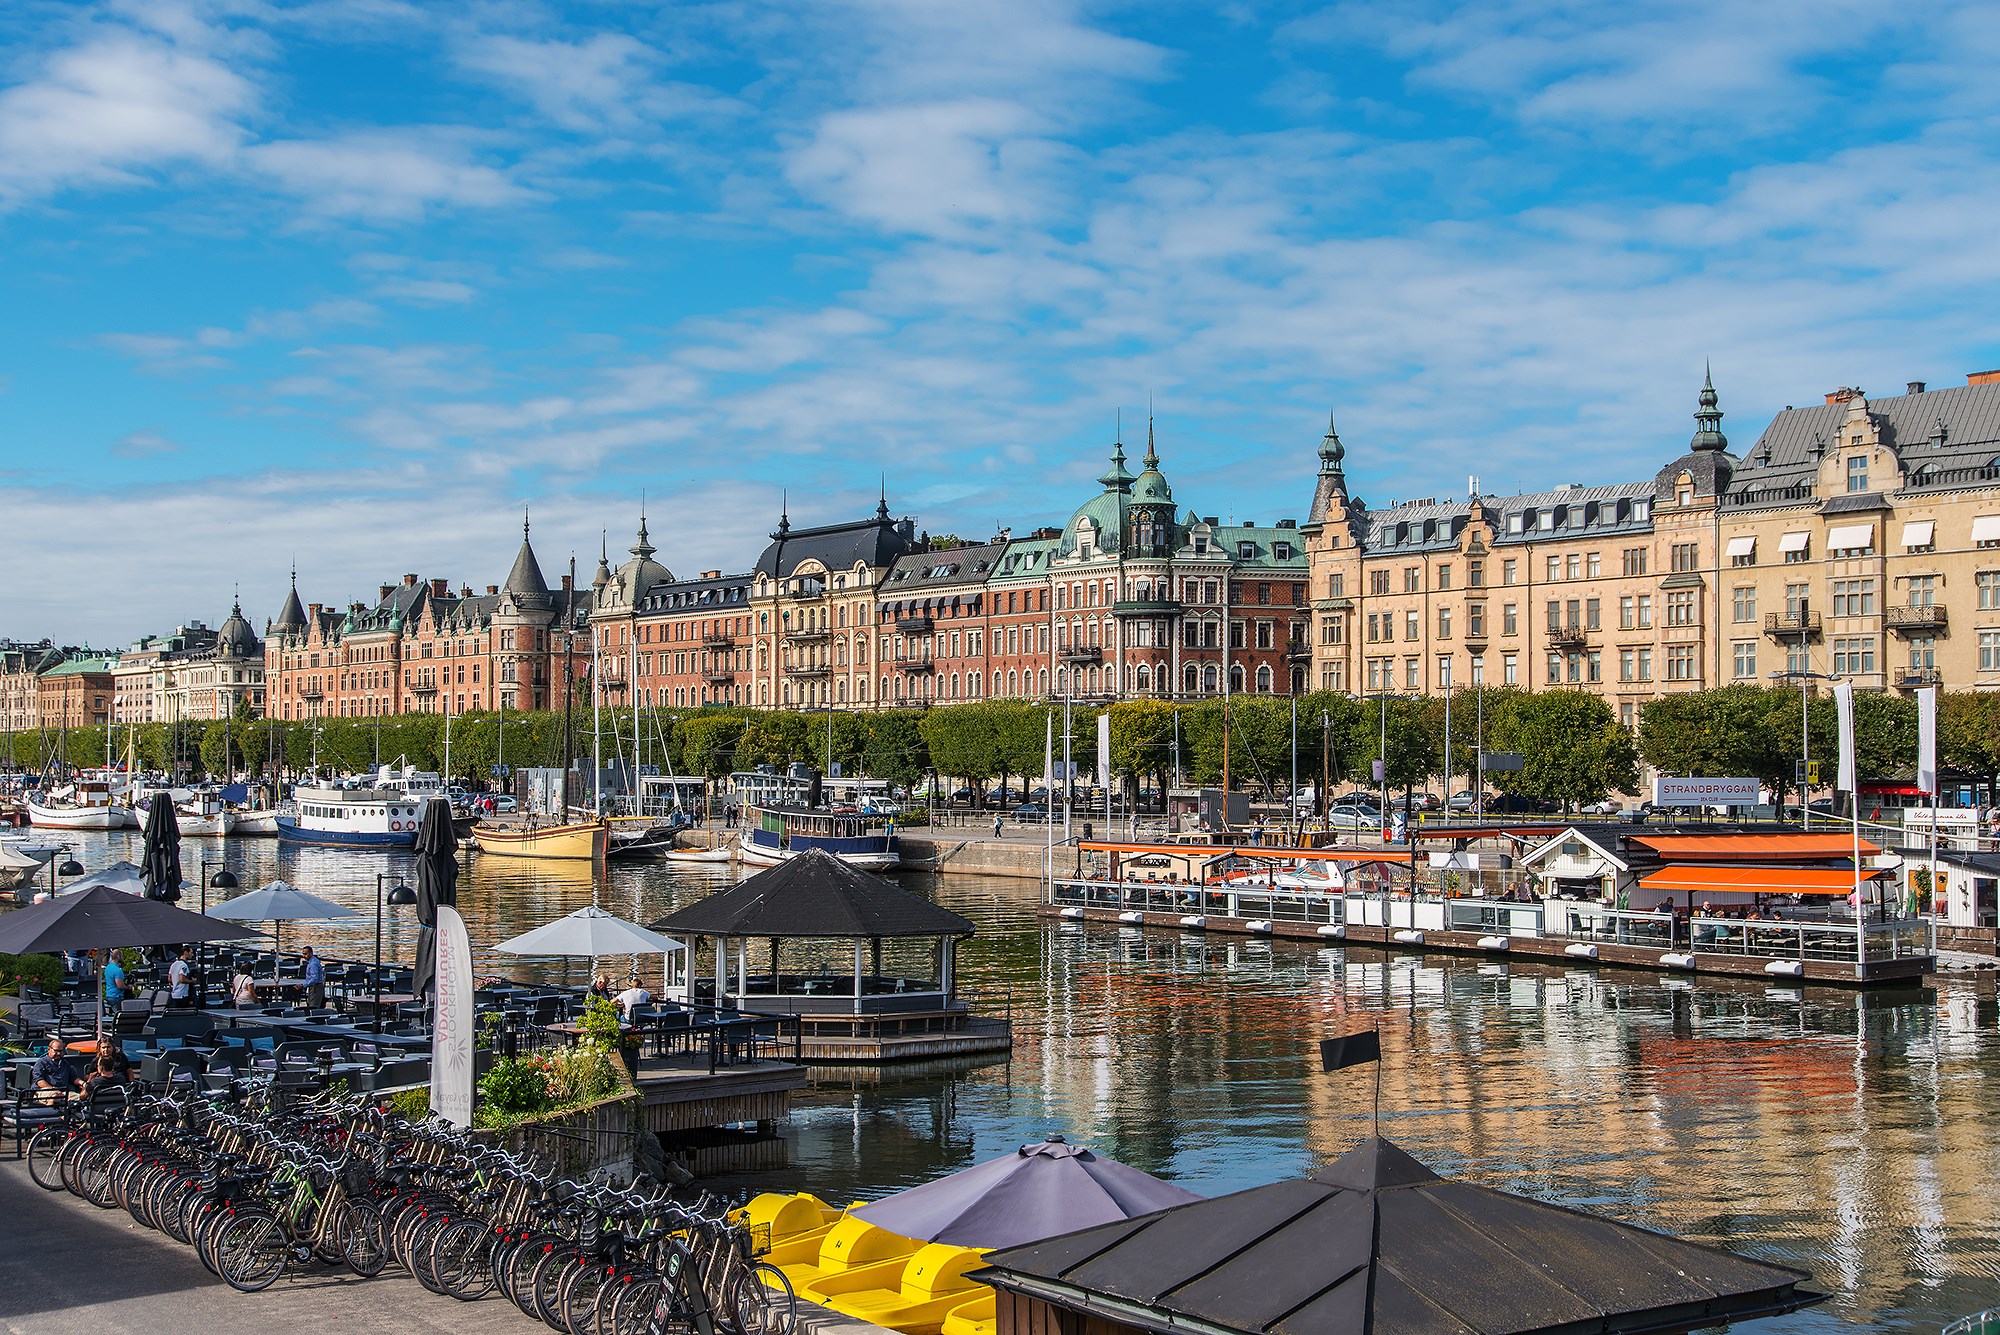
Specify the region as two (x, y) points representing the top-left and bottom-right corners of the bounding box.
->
(301, 946), (325, 1010)
(102, 954), (126, 1004)
(31, 1036), (84, 1100)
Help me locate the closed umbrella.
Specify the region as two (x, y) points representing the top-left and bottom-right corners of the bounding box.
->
(852, 1135), (1202, 1250)
(411, 797), (458, 1003)
(140, 793), (183, 902)
(209, 879), (360, 981)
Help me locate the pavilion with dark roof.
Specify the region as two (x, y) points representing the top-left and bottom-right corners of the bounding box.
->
(653, 849), (1009, 1062)
(975, 1137), (1826, 1335)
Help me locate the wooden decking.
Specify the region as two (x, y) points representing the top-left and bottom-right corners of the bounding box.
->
(632, 1055), (807, 1134)
(1041, 903), (1934, 986)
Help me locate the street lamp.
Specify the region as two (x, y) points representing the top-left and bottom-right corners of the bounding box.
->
(373, 872), (417, 1034)
(198, 858), (239, 1006)
(1769, 669), (1841, 830)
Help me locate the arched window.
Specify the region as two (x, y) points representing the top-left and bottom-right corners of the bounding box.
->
(1231, 664), (1246, 692)
(1136, 665), (1151, 691)
(1202, 664), (1218, 691)
(1255, 665), (1272, 692)
(1184, 664), (1199, 694)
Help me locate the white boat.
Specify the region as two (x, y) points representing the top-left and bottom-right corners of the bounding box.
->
(661, 837), (737, 864)
(0, 834), (64, 865)
(0, 843), (42, 891)
(27, 799), (127, 831)
(739, 805), (902, 870)
(279, 784), (423, 849)
(176, 807), (238, 837)
(232, 807), (284, 836)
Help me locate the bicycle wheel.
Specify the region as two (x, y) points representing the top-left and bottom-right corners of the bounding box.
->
(213, 1207), (290, 1293)
(25, 1128), (68, 1192)
(430, 1217), (498, 1301)
(75, 1142), (119, 1208)
(742, 1263), (796, 1335)
(341, 1198), (389, 1278)
(558, 1260), (613, 1335)
(606, 1277), (666, 1335)
(531, 1243), (587, 1329)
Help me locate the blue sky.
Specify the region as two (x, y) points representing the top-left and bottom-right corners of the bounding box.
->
(8, 0), (2000, 644)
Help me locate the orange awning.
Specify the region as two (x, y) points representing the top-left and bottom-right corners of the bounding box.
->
(1638, 865), (1890, 896)
(1630, 834), (1882, 860)
(1079, 841), (1413, 863)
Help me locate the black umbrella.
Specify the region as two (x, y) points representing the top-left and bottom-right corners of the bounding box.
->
(411, 797), (459, 1002)
(0, 885), (264, 956)
(140, 793), (183, 902)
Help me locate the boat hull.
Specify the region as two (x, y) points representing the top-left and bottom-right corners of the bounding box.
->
(177, 811), (237, 837)
(276, 816), (416, 848)
(740, 829), (901, 870)
(27, 801), (125, 831)
(232, 810), (282, 836)
(471, 821), (607, 861)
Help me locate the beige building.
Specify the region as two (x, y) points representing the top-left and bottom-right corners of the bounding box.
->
(113, 604), (266, 723)
(1305, 370), (2000, 720)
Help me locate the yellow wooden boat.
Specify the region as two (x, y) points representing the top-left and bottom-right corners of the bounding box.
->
(470, 818), (608, 861)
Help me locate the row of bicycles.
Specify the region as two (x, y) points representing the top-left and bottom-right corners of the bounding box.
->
(22, 1082), (797, 1335)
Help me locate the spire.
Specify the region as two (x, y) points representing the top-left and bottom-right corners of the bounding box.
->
(877, 475), (890, 522)
(1319, 406), (1346, 474)
(592, 531), (611, 589)
(504, 515), (553, 610)
(1307, 406), (1350, 529)
(630, 505), (655, 562)
(1143, 416), (1159, 471)
(1098, 434), (1135, 493)
(274, 564), (307, 632)
(1690, 364), (1728, 452)
(774, 490), (791, 538)
(523, 503), (531, 542)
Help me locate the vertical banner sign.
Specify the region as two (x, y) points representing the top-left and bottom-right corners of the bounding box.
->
(1917, 687), (1938, 796)
(432, 905), (475, 1128)
(1097, 713), (1112, 786)
(1833, 681), (1858, 796)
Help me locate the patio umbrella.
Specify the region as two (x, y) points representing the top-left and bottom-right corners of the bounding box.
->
(495, 905), (685, 959)
(208, 879), (360, 978)
(58, 860), (148, 896)
(411, 797), (458, 1003)
(852, 1135), (1203, 1250)
(140, 793), (183, 902)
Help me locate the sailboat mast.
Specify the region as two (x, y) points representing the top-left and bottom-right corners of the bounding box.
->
(591, 626), (603, 817)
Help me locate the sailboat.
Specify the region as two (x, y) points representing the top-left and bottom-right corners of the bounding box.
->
(470, 626), (607, 861)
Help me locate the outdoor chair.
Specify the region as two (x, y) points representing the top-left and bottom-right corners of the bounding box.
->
(7, 1004), (57, 1044)
(3, 1088), (67, 1157)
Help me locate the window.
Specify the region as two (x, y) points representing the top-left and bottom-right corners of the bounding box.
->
(1666, 590), (1696, 626)
(1405, 567), (1422, 593)
(1587, 553), (1601, 579)
(1239, 541), (1256, 560)
(1405, 657), (1420, 689)
(1547, 653), (1562, 684)
(1619, 648), (1635, 682)
(1365, 613), (1380, 643)
(1320, 616), (1344, 645)
(1274, 542), (1292, 560)
(1731, 545), (1756, 568)
(1546, 555), (1562, 582)
(1405, 610), (1420, 641)
(1981, 572), (2000, 610)
(1587, 651), (1602, 683)
(1907, 575), (1938, 608)
(1637, 648), (1654, 681)
(1545, 600), (1561, 632)
(1327, 573), (1344, 598)
(1468, 560), (1484, 588)
(1637, 595), (1653, 629)
(1502, 652), (1518, 685)
(1847, 455), (1869, 492)
(1502, 603), (1518, 635)
(1666, 645), (1697, 681)
(1786, 642), (1809, 674)
(1586, 597), (1601, 630)
(1909, 636), (1936, 672)
(1671, 543), (1699, 572)
(1623, 548), (1648, 577)
(1732, 586), (1757, 623)
(1983, 630), (2000, 673)
(1620, 703), (1636, 730)
(1566, 554), (1582, 580)
(1502, 559), (1517, 586)
(1438, 607), (1453, 639)
(1831, 579), (1876, 617)
(1786, 583), (1810, 617)
(1437, 654), (1453, 686)
(1257, 583), (1270, 606)
(1833, 637), (1876, 675)
(1255, 621), (1274, 649)
(1437, 564), (1452, 590)
(1468, 603), (1485, 637)
(1619, 596), (1634, 629)
(1733, 641), (1758, 678)
(1785, 537), (1810, 563)
(1370, 569), (1390, 596)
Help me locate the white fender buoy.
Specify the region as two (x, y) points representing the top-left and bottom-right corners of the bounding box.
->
(1179, 915), (1207, 930)
(1246, 919), (1274, 934)
(1660, 952), (1697, 971)
(1478, 935), (1509, 951)
(1392, 929), (1425, 945)
(1763, 959), (1805, 977)
(1317, 924), (1346, 939)
(1564, 943), (1600, 960)
(1059, 906), (1085, 920)
(1117, 911), (1145, 924)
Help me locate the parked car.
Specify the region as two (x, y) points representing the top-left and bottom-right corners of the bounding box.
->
(490, 794), (518, 813)
(860, 800), (902, 817)
(1011, 801), (1048, 823)
(1323, 807), (1377, 831)
(1578, 798), (1621, 816)
(1446, 789), (1484, 812)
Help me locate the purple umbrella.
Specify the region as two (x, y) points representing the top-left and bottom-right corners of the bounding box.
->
(851, 1135), (1202, 1250)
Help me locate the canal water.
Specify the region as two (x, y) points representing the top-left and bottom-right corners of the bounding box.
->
(34, 830), (2000, 1332)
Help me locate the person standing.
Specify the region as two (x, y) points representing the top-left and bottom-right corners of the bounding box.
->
(102, 953), (127, 1006)
(301, 946), (325, 1010)
(167, 947), (194, 1009)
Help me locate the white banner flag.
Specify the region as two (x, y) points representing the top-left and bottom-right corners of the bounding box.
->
(1044, 711), (1054, 793)
(1833, 680), (1858, 796)
(431, 905), (476, 1128)
(1917, 686), (1938, 796)
(1097, 712), (1111, 784)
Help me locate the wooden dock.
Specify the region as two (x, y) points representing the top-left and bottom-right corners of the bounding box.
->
(633, 1055), (807, 1135)
(1041, 903), (1934, 986)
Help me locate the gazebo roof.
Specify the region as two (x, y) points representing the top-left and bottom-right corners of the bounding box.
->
(653, 849), (976, 940)
(976, 1138), (1825, 1335)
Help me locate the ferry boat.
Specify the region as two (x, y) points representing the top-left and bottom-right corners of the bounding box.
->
(277, 783), (424, 848)
(739, 804), (903, 870)
(470, 818), (608, 861)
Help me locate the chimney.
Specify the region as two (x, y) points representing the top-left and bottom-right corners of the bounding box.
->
(378, 584), (394, 602)
(1969, 370), (2000, 386)
(431, 578), (449, 597)
(402, 573), (418, 587)
(1908, 381), (1927, 395)
(702, 570), (721, 580)
(462, 585), (473, 597)
(487, 585), (499, 595)
(560, 574), (573, 591)
(308, 603), (322, 618)
(1824, 387), (1861, 405)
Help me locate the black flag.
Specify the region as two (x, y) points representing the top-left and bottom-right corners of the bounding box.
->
(1319, 1029), (1381, 1073)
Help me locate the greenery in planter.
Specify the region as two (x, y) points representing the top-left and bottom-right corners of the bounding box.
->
(0, 952), (63, 997)
(389, 1085), (431, 1119)
(576, 995), (624, 1050)
(479, 1056), (552, 1118)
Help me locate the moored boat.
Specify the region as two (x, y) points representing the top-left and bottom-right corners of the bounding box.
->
(661, 836), (738, 864)
(470, 819), (608, 861)
(278, 784), (424, 848)
(231, 807), (284, 836)
(740, 804), (902, 870)
(27, 799), (127, 830)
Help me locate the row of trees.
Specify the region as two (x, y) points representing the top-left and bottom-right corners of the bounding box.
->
(4, 688), (1648, 811)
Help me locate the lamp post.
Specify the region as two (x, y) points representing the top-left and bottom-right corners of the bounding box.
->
(198, 857), (239, 1007)
(1769, 669), (1841, 830)
(374, 872), (417, 1034)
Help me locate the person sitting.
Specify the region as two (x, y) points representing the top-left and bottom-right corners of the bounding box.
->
(588, 974), (613, 1000)
(30, 1037), (84, 1101)
(84, 1050), (130, 1100)
(231, 968), (258, 1009)
(614, 980), (653, 1017)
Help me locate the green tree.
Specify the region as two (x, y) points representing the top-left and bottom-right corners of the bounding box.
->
(677, 713), (748, 778)
(862, 711), (930, 787)
(1493, 690), (1638, 810)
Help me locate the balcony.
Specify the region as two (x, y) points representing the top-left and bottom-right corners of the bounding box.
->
(1886, 605), (1948, 633)
(1110, 599), (1182, 618)
(789, 662), (832, 678)
(1546, 625), (1588, 648)
(1060, 645), (1104, 665)
(701, 632), (735, 649)
(783, 628), (831, 645)
(408, 681), (436, 695)
(1284, 643), (1312, 662)
(895, 657), (936, 674)
(1763, 610), (1822, 639)
(896, 615), (934, 635)
(1896, 667), (1941, 689)
(298, 683), (323, 700)
(706, 669), (736, 685)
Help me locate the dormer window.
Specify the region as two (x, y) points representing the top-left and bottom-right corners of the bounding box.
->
(1238, 541), (1256, 560)
(1273, 542), (1292, 560)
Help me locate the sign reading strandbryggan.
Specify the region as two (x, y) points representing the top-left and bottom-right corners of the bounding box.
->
(1652, 776), (1761, 807)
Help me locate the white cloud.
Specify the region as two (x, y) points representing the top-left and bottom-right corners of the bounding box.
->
(453, 32), (667, 133)
(246, 128), (535, 220)
(111, 429), (180, 458)
(0, 25), (256, 206)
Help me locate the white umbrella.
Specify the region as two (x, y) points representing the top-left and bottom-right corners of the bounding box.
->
(59, 860), (149, 896)
(495, 905), (684, 959)
(209, 879), (361, 980)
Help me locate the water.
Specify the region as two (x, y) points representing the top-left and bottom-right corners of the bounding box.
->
(34, 830), (2000, 1331)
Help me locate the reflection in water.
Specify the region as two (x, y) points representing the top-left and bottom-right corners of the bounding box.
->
(43, 830), (2000, 1331)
